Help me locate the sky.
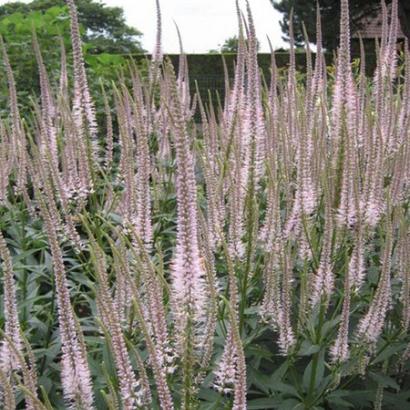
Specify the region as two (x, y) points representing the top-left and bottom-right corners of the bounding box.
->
(0, 0), (287, 53)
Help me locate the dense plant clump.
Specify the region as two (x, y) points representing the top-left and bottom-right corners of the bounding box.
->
(0, 0), (409, 408)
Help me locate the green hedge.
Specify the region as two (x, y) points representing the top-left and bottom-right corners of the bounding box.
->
(131, 53), (308, 106)
(130, 52), (377, 113)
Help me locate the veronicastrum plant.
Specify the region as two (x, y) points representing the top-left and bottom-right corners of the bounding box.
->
(0, 0), (410, 409)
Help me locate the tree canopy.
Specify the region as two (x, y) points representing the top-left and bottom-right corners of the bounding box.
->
(271, 0), (410, 51)
(0, 0), (144, 54)
(0, 0), (142, 115)
(209, 36), (260, 54)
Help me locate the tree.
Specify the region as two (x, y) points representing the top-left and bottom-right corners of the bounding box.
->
(271, 0), (410, 51)
(209, 36), (260, 54)
(220, 36), (241, 53)
(0, 1), (141, 115)
(0, 0), (144, 54)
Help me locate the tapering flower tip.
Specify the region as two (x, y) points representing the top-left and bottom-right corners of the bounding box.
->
(66, 0), (99, 159)
(245, 0), (255, 34)
(32, 29), (59, 169)
(223, 0), (245, 126)
(235, 0), (241, 23)
(312, 3), (326, 95)
(1, 35), (25, 165)
(379, 0), (399, 79)
(244, 0), (267, 181)
(315, 2), (322, 53)
(288, 8), (296, 81)
(152, 0), (163, 63)
(59, 36), (68, 97)
(380, 0), (388, 49)
(339, 0), (351, 63)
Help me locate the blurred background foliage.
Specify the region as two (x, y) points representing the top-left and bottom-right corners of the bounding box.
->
(0, 0), (145, 54)
(0, 0), (146, 118)
(271, 0), (410, 51)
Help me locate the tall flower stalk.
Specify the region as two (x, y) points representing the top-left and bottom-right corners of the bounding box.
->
(30, 155), (94, 409)
(0, 0), (409, 408)
(66, 0), (99, 176)
(0, 230), (23, 374)
(165, 60), (208, 408)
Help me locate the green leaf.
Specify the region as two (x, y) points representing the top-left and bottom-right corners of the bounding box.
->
(327, 391), (355, 409)
(327, 397), (354, 408)
(383, 391), (410, 410)
(369, 372), (400, 391)
(270, 361), (289, 384)
(97, 53), (122, 65)
(270, 382), (300, 398)
(321, 318), (341, 338)
(247, 398), (280, 409)
(298, 340), (321, 356)
(372, 343), (404, 364)
(197, 387), (221, 402)
(248, 367), (272, 394)
(280, 398), (303, 410)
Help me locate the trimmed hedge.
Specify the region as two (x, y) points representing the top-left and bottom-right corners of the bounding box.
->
(130, 52), (378, 111)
